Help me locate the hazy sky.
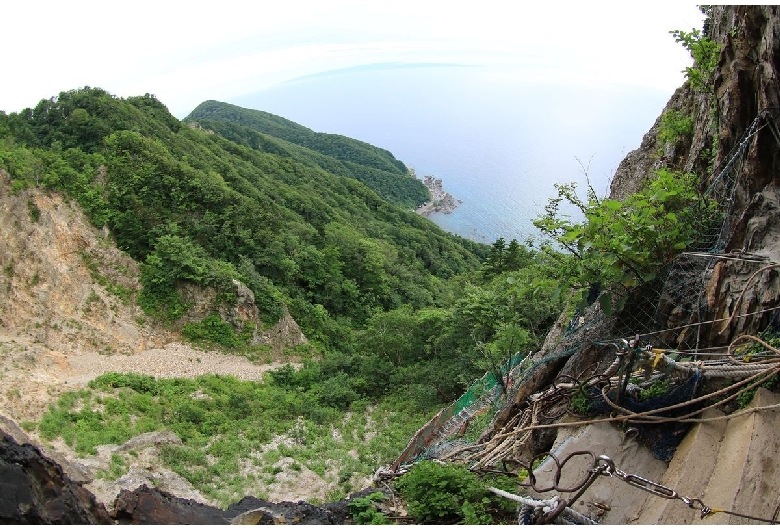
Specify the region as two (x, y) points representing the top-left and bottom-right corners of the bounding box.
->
(3, 2), (704, 118)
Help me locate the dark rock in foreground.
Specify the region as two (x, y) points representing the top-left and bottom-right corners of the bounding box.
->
(0, 428), (112, 524)
(113, 484), (355, 524)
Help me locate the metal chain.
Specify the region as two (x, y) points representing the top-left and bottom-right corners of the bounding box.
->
(508, 449), (780, 524)
(594, 455), (780, 524)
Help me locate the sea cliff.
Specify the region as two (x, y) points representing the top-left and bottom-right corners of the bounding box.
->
(414, 174), (460, 216)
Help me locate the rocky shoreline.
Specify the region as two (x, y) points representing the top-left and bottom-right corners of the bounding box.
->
(414, 173), (460, 216)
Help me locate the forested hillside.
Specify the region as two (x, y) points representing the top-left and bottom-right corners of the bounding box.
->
(0, 87), (567, 420)
(0, 87), (573, 508)
(186, 100), (428, 208)
(1, 89), (481, 325)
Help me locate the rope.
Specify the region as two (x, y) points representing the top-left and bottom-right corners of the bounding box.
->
(708, 507), (780, 524)
(457, 357), (780, 444)
(432, 334), (780, 474)
(488, 488), (598, 525)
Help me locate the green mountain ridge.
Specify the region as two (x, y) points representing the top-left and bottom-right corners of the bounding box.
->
(185, 101), (429, 209)
(186, 100), (407, 174)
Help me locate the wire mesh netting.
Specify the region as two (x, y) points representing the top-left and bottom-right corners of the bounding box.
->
(568, 110), (778, 351)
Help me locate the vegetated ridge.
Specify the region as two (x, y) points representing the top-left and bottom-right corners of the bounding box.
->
(185, 100), (429, 209)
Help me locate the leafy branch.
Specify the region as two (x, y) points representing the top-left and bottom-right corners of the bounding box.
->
(670, 28), (720, 93)
(533, 169), (714, 315)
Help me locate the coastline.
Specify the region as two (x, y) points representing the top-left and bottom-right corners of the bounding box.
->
(413, 171), (460, 217)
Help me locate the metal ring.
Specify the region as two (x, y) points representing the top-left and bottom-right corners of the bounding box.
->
(596, 455), (616, 475)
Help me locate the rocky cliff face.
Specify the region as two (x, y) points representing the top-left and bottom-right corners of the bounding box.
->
(539, 5), (780, 365)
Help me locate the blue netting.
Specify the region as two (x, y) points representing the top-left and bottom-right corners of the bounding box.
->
(587, 371), (705, 461)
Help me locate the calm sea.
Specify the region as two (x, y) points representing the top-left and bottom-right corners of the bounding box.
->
(233, 65), (673, 244)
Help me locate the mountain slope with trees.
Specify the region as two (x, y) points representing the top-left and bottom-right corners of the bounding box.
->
(185, 100), (428, 209)
(0, 90), (566, 509)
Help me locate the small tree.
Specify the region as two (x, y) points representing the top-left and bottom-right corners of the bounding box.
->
(533, 169), (713, 315)
(670, 28), (720, 94)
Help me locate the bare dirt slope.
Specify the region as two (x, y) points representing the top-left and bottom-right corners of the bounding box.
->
(0, 171), (291, 423)
(0, 172), (332, 506)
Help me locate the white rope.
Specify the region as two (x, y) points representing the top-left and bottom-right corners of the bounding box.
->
(488, 488), (598, 525)
(487, 486), (557, 509)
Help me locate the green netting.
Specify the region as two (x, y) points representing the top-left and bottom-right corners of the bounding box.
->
(452, 351), (527, 415)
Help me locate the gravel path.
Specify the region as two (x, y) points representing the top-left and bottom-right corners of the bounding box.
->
(65, 342), (290, 384)
(0, 335), (293, 422)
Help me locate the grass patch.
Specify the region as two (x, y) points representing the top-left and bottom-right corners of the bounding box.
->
(37, 371), (433, 508)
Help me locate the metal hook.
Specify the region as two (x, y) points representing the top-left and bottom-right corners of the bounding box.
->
(596, 455), (616, 475)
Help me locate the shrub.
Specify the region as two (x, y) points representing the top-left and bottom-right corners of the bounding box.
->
(182, 313), (244, 347)
(533, 168), (717, 315)
(395, 461), (515, 524)
(348, 492), (390, 525)
(670, 28), (720, 93)
(658, 110), (694, 146)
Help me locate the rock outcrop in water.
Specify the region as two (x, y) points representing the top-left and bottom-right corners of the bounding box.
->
(415, 174), (460, 215)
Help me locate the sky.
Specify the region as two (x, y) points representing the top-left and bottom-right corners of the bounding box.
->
(2, 2), (705, 118)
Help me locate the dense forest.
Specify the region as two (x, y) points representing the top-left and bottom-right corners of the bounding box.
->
(185, 101), (429, 209)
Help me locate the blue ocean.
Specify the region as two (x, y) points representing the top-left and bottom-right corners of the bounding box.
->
(233, 65), (673, 244)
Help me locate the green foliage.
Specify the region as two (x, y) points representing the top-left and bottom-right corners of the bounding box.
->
(348, 492), (391, 525)
(533, 169), (716, 315)
(569, 385), (592, 415)
(733, 330), (780, 408)
(395, 461), (515, 524)
(459, 410), (494, 443)
(658, 109), (694, 147)
(97, 453), (129, 480)
(638, 377), (670, 401)
(186, 100), (408, 175)
(482, 237), (534, 278)
(26, 198), (40, 222)
(182, 314), (247, 348)
(2, 87), (487, 344)
(138, 234), (240, 319)
(670, 28), (720, 93)
(2, 89), (573, 499)
(38, 371), (431, 507)
(194, 116), (428, 209)
(736, 374), (779, 409)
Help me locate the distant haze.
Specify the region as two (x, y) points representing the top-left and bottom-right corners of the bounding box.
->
(235, 64), (671, 243)
(2, 3), (703, 118)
